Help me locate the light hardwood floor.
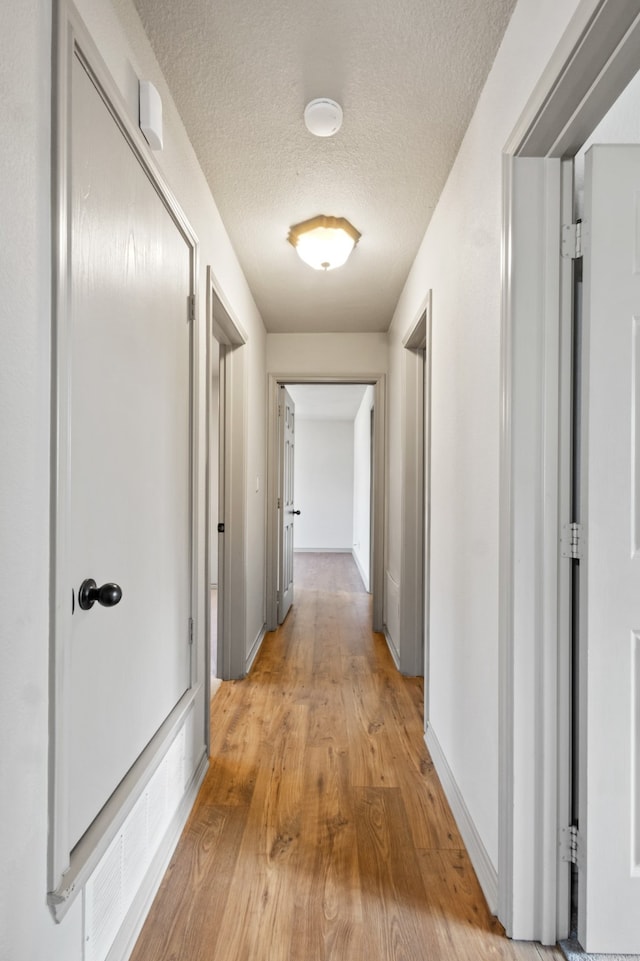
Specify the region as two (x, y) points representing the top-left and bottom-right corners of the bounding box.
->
(131, 554), (562, 961)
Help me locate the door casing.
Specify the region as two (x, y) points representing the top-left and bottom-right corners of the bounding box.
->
(266, 374), (386, 634)
(500, 0), (640, 943)
(205, 267), (248, 687)
(400, 291), (432, 679)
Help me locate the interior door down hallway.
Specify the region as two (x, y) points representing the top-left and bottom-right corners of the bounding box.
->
(277, 385), (296, 623)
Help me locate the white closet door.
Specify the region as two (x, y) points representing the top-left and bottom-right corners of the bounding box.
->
(579, 144), (640, 953)
(67, 53), (192, 846)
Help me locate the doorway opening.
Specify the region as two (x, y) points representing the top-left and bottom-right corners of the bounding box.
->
(400, 291), (432, 681)
(266, 375), (386, 636)
(283, 383), (374, 615)
(205, 267), (248, 695)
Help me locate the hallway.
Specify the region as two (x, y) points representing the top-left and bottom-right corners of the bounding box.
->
(130, 555), (561, 961)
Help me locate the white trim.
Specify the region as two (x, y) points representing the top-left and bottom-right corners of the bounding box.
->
(426, 724), (498, 914)
(505, 0), (640, 158)
(295, 547), (353, 553)
(384, 628), (400, 670)
(498, 152), (515, 934)
(351, 547), (369, 591)
(245, 623), (267, 673)
(207, 265), (248, 347)
(402, 291), (430, 349)
(500, 156), (564, 944)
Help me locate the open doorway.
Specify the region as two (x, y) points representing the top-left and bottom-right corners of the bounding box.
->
(400, 292), (431, 681)
(208, 333), (223, 686)
(266, 375), (386, 635)
(285, 383), (374, 603)
(205, 267), (248, 694)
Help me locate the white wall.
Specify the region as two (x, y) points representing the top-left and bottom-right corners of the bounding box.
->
(0, 4), (73, 958)
(266, 331), (388, 377)
(0, 0), (267, 958)
(209, 339), (219, 585)
(294, 419), (354, 551)
(386, 0), (582, 877)
(353, 386), (374, 589)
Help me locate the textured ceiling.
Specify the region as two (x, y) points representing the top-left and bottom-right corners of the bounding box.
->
(132, 0), (517, 333)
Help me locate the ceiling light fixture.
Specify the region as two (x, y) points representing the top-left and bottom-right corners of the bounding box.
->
(304, 98), (343, 137)
(288, 216), (361, 271)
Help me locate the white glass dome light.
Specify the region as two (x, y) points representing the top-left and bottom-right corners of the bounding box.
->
(304, 98), (343, 138)
(288, 216), (361, 271)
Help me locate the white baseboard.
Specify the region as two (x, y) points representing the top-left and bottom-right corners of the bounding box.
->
(294, 547), (352, 553)
(425, 723), (498, 914)
(351, 548), (370, 592)
(107, 750), (209, 961)
(245, 623), (267, 673)
(384, 627), (400, 669)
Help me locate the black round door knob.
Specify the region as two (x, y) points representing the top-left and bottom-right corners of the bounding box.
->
(78, 578), (123, 611)
(292, 509), (301, 515)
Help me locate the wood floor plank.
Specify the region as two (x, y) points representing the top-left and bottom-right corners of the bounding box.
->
(290, 743), (363, 960)
(200, 680), (265, 807)
(355, 786), (443, 960)
(415, 850), (559, 961)
(130, 553), (563, 961)
(396, 757), (464, 849)
(129, 802), (248, 961)
(294, 551), (367, 593)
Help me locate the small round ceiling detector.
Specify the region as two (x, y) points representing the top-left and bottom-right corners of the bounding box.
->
(304, 98), (343, 138)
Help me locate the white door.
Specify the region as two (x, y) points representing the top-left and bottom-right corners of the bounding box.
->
(208, 334), (224, 679)
(67, 54), (192, 847)
(578, 144), (640, 953)
(278, 387), (296, 623)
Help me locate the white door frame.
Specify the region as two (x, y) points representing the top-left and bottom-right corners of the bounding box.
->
(400, 291), (432, 678)
(500, 0), (640, 942)
(266, 373), (386, 633)
(205, 267), (248, 686)
(49, 0), (201, 913)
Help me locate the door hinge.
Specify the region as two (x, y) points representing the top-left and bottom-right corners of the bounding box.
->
(188, 617), (194, 645)
(188, 294), (196, 322)
(560, 824), (581, 866)
(561, 522), (584, 559)
(277, 497), (281, 510)
(561, 221), (583, 260)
